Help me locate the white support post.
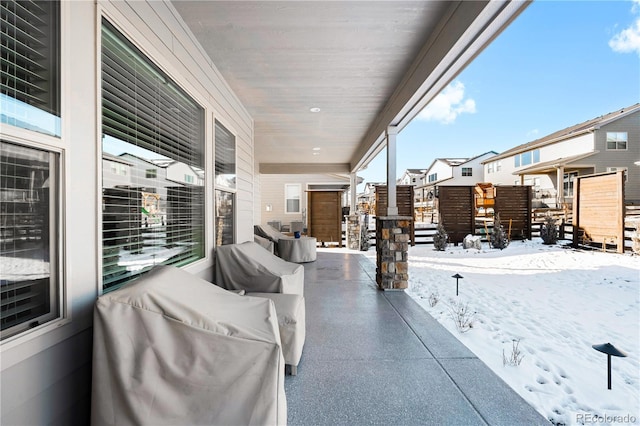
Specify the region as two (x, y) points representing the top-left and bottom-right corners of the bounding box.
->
(350, 172), (357, 214)
(386, 126), (399, 216)
(557, 166), (565, 207)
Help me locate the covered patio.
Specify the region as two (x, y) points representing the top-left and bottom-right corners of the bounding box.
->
(285, 251), (548, 425)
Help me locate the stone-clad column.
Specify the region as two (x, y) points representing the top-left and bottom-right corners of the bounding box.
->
(347, 214), (361, 250)
(376, 216), (411, 290)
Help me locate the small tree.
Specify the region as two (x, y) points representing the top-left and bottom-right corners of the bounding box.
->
(540, 215), (558, 245)
(491, 213), (509, 250)
(433, 224), (448, 251)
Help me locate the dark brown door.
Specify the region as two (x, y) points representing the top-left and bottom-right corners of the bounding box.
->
(308, 191), (342, 247)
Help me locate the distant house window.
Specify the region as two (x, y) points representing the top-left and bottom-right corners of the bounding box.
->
(496, 161), (502, 172)
(515, 149), (540, 167)
(563, 172), (578, 197)
(428, 173), (438, 182)
(487, 163), (494, 174)
(462, 167), (472, 177)
(285, 184), (301, 213)
(184, 174), (194, 184)
(146, 169), (157, 178)
(606, 132), (627, 150)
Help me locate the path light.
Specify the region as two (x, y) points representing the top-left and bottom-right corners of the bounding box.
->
(452, 273), (463, 296)
(592, 343), (627, 390)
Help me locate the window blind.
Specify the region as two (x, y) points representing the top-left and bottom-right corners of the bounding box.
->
(214, 120), (236, 189)
(1, 140), (59, 339)
(0, 0), (60, 134)
(101, 20), (205, 291)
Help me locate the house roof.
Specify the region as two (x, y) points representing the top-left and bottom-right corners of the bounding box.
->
(487, 103), (640, 162)
(513, 151), (598, 175)
(171, 1), (529, 174)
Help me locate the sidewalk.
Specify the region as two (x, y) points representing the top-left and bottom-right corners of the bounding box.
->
(285, 251), (549, 425)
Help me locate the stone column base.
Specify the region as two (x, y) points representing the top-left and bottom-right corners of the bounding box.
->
(375, 216), (411, 290)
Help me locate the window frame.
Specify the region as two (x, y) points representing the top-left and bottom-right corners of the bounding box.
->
(0, 1), (66, 344)
(461, 167), (473, 177)
(99, 18), (206, 292)
(606, 132), (628, 151)
(284, 183), (302, 214)
(214, 119), (237, 246)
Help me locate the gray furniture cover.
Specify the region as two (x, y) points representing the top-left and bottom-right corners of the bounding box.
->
(91, 265), (287, 426)
(254, 224), (317, 263)
(216, 241), (304, 295)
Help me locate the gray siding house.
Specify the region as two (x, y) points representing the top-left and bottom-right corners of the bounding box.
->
(483, 104), (640, 207)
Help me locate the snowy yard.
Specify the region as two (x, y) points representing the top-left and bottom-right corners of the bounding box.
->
(365, 240), (639, 425)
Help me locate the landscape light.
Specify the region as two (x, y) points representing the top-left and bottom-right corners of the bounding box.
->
(592, 343), (627, 390)
(452, 273), (464, 296)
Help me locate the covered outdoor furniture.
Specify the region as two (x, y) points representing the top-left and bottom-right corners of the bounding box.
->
(254, 224), (317, 263)
(91, 265), (287, 426)
(216, 241), (304, 295)
(215, 241), (306, 374)
(254, 233), (275, 253)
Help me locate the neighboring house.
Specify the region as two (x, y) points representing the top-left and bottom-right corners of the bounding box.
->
(259, 173), (359, 231)
(357, 181), (385, 215)
(397, 168), (426, 186)
(483, 103), (640, 207)
(415, 152), (498, 209)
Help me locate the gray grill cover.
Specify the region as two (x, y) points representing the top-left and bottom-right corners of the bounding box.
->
(216, 241), (304, 295)
(91, 265), (286, 425)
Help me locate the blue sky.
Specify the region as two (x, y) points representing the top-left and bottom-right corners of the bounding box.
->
(358, 0), (640, 187)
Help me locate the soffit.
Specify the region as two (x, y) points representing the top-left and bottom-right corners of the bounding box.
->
(171, 1), (529, 174)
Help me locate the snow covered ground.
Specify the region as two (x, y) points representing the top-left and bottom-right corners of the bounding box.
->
(363, 240), (639, 425)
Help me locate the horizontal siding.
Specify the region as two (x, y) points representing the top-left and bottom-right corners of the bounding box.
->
(2, 1), (256, 425)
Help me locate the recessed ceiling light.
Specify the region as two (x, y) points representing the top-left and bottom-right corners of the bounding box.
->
(312, 147), (321, 151)
(313, 152), (320, 156)
(309, 107), (321, 113)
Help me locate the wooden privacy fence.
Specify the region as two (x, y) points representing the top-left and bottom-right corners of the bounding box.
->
(437, 186), (474, 244)
(494, 186), (532, 240)
(375, 185), (415, 245)
(437, 185), (532, 243)
(573, 171), (625, 253)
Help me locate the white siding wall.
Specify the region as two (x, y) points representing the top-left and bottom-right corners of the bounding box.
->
(539, 133), (594, 161)
(427, 160), (455, 184)
(0, 1), (254, 423)
(260, 174), (349, 228)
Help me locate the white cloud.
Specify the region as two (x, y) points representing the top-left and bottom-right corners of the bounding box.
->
(609, 0), (640, 56)
(417, 81), (476, 124)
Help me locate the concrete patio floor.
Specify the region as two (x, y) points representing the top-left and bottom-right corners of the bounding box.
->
(285, 251), (550, 426)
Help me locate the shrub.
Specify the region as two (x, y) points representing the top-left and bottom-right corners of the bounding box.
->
(540, 215), (558, 245)
(433, 224), (448, 251)
(491, 213), (509, 250)
(428, 291), (440, 307)
(503, 339), (525, 366)
(447, 300), (476, 333)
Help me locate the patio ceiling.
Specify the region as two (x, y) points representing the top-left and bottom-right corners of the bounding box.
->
(171, 1), (530, 175)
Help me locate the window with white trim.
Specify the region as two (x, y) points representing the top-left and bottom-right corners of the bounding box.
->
(1, 141), (60, 340)
(101, 19), (205, 291)
(285, 184), (301, 214)
(428, 173), (438, 182)
(461, 167), (472, 177)
(606, 132), (627, 150)
(1, 0), (61, 137)
(563, 172), (578, 197)
(215, 120), (236, 245)
(1, 1), (62, 341)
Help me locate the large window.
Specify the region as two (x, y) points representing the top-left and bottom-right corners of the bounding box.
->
(563, 172), (578, 197)
(215, 120), (236, 245)
(1, 0), (61, 136)
(606, 132), (627, 150)
(461, 167), (472, 177)
(428, 173), (438, 183)
(514, 149), (540, 167)
(1, 141), (59, 340)
(101, 20), (205, 291)
(285, 184), (301, 214)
